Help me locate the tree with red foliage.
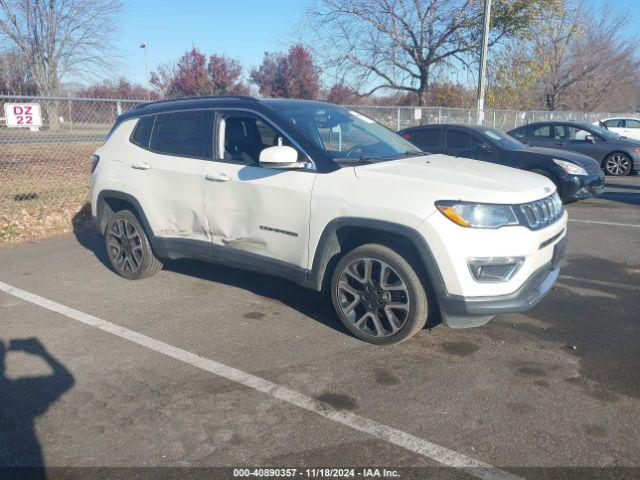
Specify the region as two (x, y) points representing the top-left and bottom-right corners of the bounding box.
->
(251, 44), (320, 99)
(326, 83), (356, 104)
(76, 78), (156, 100)
(151, 47), (248, 98)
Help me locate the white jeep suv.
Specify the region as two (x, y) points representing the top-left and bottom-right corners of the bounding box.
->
(91, 97), (567, 345)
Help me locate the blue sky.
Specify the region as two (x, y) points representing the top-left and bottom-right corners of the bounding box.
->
(110, 0), (639, 87)
(113, 0), (312, 85)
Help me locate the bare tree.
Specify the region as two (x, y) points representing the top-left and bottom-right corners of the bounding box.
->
(306, 0), (553, 105)
(0, 49), (36, 94)
(535, 1), (639, 111)
(0, 0), (122, 126)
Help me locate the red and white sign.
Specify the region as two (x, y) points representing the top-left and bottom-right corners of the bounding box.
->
(3, 103), (42, 127)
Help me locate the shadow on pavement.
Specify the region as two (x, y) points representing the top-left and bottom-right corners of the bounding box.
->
(71, 224), (351, 336)
(0, 338), (74, 479)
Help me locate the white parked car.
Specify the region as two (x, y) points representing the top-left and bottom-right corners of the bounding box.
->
(597, 118), (640, 140)
(91, 97), (567, 345)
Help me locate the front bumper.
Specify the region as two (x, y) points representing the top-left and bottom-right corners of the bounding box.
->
(560, 172), (605, 202)
(437, 236), (566, 328)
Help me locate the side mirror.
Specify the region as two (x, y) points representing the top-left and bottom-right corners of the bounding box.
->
(259, 146), (305, 169)
(585, 134), (596, 143)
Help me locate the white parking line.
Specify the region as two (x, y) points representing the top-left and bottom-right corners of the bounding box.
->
(568, 219), (640, 228)
(0, 280), (524, 480)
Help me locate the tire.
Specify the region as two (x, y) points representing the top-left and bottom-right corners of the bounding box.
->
(104, 209), (162, 280)
(330, 243), (428, 345)
(603, 153), (632, 176)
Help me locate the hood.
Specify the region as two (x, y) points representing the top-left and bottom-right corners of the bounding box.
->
(354, 155), (556, 204)
(521, 146), (599, 168)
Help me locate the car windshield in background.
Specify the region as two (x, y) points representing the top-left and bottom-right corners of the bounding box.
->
(589, 123), (621, 140)
(481, 128), (526, 149)
(269, 103), (423, 163)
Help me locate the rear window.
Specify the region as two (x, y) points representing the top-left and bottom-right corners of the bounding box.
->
(130, 116), (154, 148)
(150, 110), (214, 159)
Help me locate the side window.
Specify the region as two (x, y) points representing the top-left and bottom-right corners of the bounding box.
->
(563, 127), (591, 141)
(626, 120), (640, 129)
(150, 110), (214, 159)
(529, 125), (551, 138)
(445, 130), (477, 150)
(130, 115), (154, 149)
(221, 115), (291, 164)
(604, 119), (624, 128)
(406, 129), (443, 151)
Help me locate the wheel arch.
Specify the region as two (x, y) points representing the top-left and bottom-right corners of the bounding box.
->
(602, 150), (634, 168)
(309, 218), (447, 304)
(95, 190), (166, 257)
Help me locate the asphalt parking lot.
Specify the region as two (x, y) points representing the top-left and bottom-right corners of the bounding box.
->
(1, 176), (639, 480)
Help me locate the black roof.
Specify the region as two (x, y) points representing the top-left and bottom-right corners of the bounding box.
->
(118, 95), (336, 123)
(508, 120), (596, 130)
(399, 123), (496, 132)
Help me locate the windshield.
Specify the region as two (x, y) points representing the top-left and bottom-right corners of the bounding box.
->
(588, 123), (621, 140)
(481, 127), (526, 149)
(268, 103), (423, 163)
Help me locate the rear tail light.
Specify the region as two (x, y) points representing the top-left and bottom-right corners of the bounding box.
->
(402, 133), (411, 140)
(90, 154), (100, 173)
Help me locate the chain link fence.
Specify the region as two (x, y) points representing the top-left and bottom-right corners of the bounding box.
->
(349, 105), (638, 131)
(1, 94), (636, 242)
(0, 95), (143, 242)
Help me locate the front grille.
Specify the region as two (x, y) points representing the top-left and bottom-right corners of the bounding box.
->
(518, 194), (564, 230)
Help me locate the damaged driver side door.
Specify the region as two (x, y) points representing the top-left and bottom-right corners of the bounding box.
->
(202, 111), (315, 269)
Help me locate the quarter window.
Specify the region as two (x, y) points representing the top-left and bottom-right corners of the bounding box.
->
(130, 115), (154, 149)
(149, 110), (214, 159)
(626, 120), (640, 129)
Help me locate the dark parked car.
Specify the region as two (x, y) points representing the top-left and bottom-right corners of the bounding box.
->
(508, 121), (640, 176)
(399, 124), (604, 203)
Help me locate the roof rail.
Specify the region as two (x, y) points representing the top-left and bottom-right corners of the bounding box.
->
(137, 95), (259, 109)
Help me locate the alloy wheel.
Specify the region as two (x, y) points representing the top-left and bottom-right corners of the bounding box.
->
(108, 218), (143, 273)
(336, 257), (411, 338)
(605, 154), (631, 176)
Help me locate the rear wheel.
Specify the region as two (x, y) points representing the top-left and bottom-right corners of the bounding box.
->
(105, 210), (162, 280)
(331, 244), (428, 345)
(603, 153), (632, 176)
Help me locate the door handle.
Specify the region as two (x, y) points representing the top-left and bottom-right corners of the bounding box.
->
(131, 161), (151, 170)
(205, 173), (230, 182)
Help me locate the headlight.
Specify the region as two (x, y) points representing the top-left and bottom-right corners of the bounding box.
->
(435, 201), (520, 228)
(553, 158), (587, 176)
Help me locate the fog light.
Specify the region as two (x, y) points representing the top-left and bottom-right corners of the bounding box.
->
(468, 257), (524, 282)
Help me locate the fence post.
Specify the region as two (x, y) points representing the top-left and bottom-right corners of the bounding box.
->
(467, 110), (471, 124)
(397, 107), (400, 131)
(116, 101), (122, 116)
(437, 108), (441, 123)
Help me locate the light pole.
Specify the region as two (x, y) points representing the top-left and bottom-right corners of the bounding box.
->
(139, 43), (150, 100)
(476, 0), (491, 125)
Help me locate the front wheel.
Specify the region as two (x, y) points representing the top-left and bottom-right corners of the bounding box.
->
(603, 153), (632, 176)
(105, 210), (163, 280)
(331, 244), (428, 345)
